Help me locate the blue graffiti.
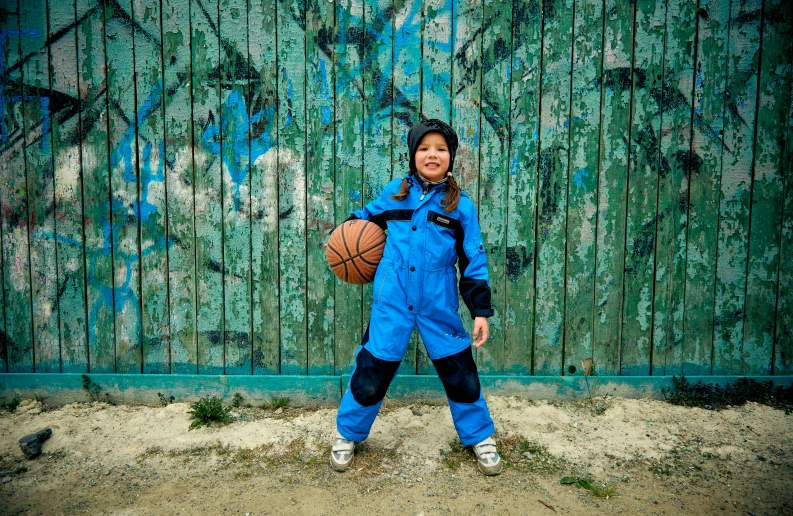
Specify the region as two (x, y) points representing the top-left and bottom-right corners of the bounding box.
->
(0, 30), (50, 152)
(110, 82), (164, 221)
(201, 90), (274, 211)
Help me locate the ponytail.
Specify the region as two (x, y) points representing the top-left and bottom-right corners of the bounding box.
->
(442, 174), (461, 213)
(390, 177), (410, 201)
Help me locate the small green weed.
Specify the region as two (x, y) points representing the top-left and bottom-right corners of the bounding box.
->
(188, 396), (233, 430)
(157, 392), (175, 407)
(231, 393), (246, 408)
(561, 475), (618, 498)
(0, 398), (21, 412)
(261, 396), (290, 410)
(81, 374), (110, 403)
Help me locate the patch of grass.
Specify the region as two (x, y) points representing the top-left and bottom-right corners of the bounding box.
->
(188, 396), (233, 430)
(261, 396), (290, 410)
(0, 398), (21, 412)
(440, 440), (467, 470)
(561, 475), (618, 498)
(662, 375), (793, 414)
(499, 436), (567, 474)
(157, 393), (175, 407)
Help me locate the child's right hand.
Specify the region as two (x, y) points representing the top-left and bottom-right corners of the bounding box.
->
(472, 317), (489, 348)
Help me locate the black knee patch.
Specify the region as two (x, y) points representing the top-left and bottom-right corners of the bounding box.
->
(350, 347), (400, 407)
(432, 347), (481, 403)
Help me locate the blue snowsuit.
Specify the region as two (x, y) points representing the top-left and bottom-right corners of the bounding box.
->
(336, 174), (496, 446)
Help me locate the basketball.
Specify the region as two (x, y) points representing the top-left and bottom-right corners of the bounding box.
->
(325, 219), (386, 284)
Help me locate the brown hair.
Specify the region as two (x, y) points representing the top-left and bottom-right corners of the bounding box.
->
(391, 173), (461, 213)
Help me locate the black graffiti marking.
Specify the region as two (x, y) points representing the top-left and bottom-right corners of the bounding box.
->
(676, 149), (702, 177)
(506, 244), (534, 282)
(278, 205), (293, 220)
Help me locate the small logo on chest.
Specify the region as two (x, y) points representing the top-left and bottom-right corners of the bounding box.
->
(436, 216), (450, 225)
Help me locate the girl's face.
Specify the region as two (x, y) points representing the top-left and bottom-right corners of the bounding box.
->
(414, 132), (450, 182)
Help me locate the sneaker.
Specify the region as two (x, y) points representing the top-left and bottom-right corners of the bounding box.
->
(472, 436), (503, 476)
(330, 432), (355, 472)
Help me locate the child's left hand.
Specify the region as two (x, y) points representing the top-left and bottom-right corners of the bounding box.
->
(472, 317), (489, 348)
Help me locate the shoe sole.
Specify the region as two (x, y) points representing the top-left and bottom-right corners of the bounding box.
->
(330, 455), (353, 472)
(477, 461), (503, 476)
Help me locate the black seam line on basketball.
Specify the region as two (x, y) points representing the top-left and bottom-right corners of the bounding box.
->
(326, 244), (347, 266)
(328, 240), (385, 267)
(340, 223), (366, 281)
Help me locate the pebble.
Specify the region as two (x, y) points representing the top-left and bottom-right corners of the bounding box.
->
(522, 452), (533, 460)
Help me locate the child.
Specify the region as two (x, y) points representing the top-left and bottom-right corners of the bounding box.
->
(330, 119), (502, 476)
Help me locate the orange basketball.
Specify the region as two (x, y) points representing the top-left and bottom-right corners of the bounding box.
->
(325, 219), (386, 284)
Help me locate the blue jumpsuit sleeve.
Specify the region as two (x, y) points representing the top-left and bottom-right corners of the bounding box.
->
(344, 180), (400, 225)
(457, 204), (494, 319)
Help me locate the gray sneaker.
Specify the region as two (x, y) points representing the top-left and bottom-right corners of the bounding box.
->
(472, 436), (503, 476)
(330, 432), (355, 472)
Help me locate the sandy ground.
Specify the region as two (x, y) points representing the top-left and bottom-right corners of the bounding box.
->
(1, 395), (792, 515)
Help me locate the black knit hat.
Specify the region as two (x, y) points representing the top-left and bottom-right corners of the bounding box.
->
(407, 118), (459, 174)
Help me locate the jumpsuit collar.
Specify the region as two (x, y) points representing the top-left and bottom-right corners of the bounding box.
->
(411, 172), (448, 200)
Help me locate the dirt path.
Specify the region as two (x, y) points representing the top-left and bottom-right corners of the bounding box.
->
(1, 395), (791, 515)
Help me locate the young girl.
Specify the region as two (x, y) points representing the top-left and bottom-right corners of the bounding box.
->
(330, 119), (502, 476)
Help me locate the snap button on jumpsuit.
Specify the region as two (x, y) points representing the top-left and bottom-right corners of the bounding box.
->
(336, 175), (496, 446)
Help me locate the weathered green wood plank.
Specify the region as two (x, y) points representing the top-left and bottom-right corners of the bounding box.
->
(450, 0), (482, 347)
(621, 0), (666, 376)
(191, 0), (224, 374)
(652, 0), (698, 376)
(504, 0), (541, 376)
(306, 0), (335, 375)
(712, 0), (761, 375)
(533, 0), (573, 376)
(474, 0), (510, 374)
(21, 1), (60, 372)
(416, 0), (452, 376)
(743, 0), (791, 375)
(105, 0), (143, 374)
(162, 0), (197, 374)
(335, 0), (364, 376)
(0, 9), (34, 372)
(683, 0), (730, 376)
(277, 0), (307, 375)
(776, 73), (793, 374)
(362, 0), (393, 370)
(219, 0), (252, 375)
(593, 0), (634, 376)
(392, 0), (422, 373)
(563, 0), (603, 377)
(248, 0), (280, 374)
(76, 0), (115, 373)
(48, 0), (88, 373)
(420, 0), (451, 120)
(132, 0), (170, 374)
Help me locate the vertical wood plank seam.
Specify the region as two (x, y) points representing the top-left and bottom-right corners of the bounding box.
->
(129, 0), (145, 373)
(332, 0), (339, 374)
(649, 0), (670, 375)
(303, 0), (308, 375)
(159, 0), (174, 374)
(618, 0), (639, 375)
(560, 0), (577, 375)
(45, 0), (64, 372)
(591, 0), (608, 368)
(189, 0), (199, 374)
(101, 0), (118, 373)
(529, 0), (546, 376)
(740, 0), (765, 364)
(474, 0), (484, 370)
(680, 0), (702, 376)
(505, 0), (514, 368)
(20, 0), (37, 372)
(275, 0), (282, 375)
(216, 0), (226, 374)
(247, 0), (253, 374)
(771, 65), (793, 375)
(74, 0), (91, 372)
(710, 0), (734, 376)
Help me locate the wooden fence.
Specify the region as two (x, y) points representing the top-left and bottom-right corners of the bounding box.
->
(0, 0), (791, 381)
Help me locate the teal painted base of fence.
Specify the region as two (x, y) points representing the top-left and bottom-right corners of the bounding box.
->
(3, 374), (792, 407)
